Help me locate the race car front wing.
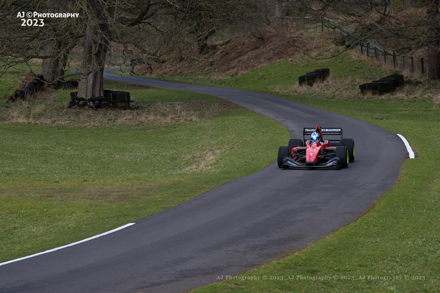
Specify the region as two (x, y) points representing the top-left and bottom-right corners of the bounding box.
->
(281, 156), (342, 169)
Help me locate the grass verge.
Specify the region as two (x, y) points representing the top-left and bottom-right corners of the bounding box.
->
(0, 74), (289, 262)
(0, 79), (238, 129)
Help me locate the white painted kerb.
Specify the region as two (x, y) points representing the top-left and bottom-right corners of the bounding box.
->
(397, 134), (415, 159)
(0, 223), (135, 267)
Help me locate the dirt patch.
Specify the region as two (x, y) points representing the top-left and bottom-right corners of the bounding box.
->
(179, 148), (223, 174)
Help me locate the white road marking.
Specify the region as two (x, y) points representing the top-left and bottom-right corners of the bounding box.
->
(0, 223), (136, 267)
(397, 134), (415, 159)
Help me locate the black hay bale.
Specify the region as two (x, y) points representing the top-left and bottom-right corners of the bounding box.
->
(19, 90), (26, 100)
(36, 74), (45, 82)
(298, 75), (306, 86)
(111, 91), (131, 110)
(371, 81), (389, 95)
(305, 72), (319, 86)
(99, 90), (131, 109)
(312, 68), (330, 82)
(321, 68), (330, 79)
(359, 74), (404, 95)
(31, 80), (40, 92)
(299, 68), (331, 86)
(24, 83), (35, 95)
(369, 82), (380, 95)
(386, 74), (404, 86)
(34, 75), (45, 88)
(359, 83), (372, 95)
(379, 78), (396, 92)
(63, 80), (78, 90)
(11, 75), (45, 102)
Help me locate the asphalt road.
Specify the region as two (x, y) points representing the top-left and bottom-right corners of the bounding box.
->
(0, 70), (408, 293)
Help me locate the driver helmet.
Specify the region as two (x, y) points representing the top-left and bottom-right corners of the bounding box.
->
(311, 132), (320, 142)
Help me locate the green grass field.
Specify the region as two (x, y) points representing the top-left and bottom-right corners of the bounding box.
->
(0, 74), (289, 262)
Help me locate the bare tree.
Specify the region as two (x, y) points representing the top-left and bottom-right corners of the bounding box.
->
(1, 0), (274, 98)
(77, 0), (115, 99)
(176, 0), (260, 55)
(40, 0), (82, 85)
(0, 0), (82, 85)
(0, 0), (47, 74)
(292, 0), (440, 79)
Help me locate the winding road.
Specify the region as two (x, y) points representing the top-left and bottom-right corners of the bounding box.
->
(0, 70), (408, 293)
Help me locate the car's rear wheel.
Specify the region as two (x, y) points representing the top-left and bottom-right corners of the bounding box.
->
(278, 146), (290, 168)
(341, 138), (355, 162)
(288, 139), (303, 150)
(335, 146), (348, 168)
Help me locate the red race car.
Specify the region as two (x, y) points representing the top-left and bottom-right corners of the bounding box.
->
(277, 126), (355, 169)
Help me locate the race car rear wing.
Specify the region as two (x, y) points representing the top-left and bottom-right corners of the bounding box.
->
(303, 127), (343, 145)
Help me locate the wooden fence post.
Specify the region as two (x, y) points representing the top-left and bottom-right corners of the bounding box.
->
(384, 50), (387, 64)
(410, 57), (414, 73)
(402, 55), (405, 70)
(421, 58), (425, 74)
(367, 43), (370, 57)
(375, 48), (378, 60)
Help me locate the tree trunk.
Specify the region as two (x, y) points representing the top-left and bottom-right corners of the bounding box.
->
(77, 21), (107, 99)
(41, 1), (71, 85)
(428, 42), (440, 80)
(77, 2), (114, 99)
(42, 40), (68, 84)
(427, 0), (440, 80)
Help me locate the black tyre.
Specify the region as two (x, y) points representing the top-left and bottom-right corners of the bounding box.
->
(288, 139), (303, 150)
(68, 100), (76, 108)
(70, 92), (78, 101)
(340, 138), (355, 162)
(98, 96), (108, 109)
(277, 146), (290, 168)
(87, 97), (98, 109)
(77, 97), (87, 107)
(335, 146), (348, 168)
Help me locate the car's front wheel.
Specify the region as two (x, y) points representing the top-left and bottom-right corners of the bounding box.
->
(335, 146), (348, 169)
(341, 138), (355, 162)
(277, 146), (290, 168)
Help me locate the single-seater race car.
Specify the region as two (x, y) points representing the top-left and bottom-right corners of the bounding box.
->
(278, 126), (355, 169)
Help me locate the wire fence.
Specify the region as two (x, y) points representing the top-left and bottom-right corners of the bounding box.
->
(284, 16), (429, 75)
(355, 43), (427, 75)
